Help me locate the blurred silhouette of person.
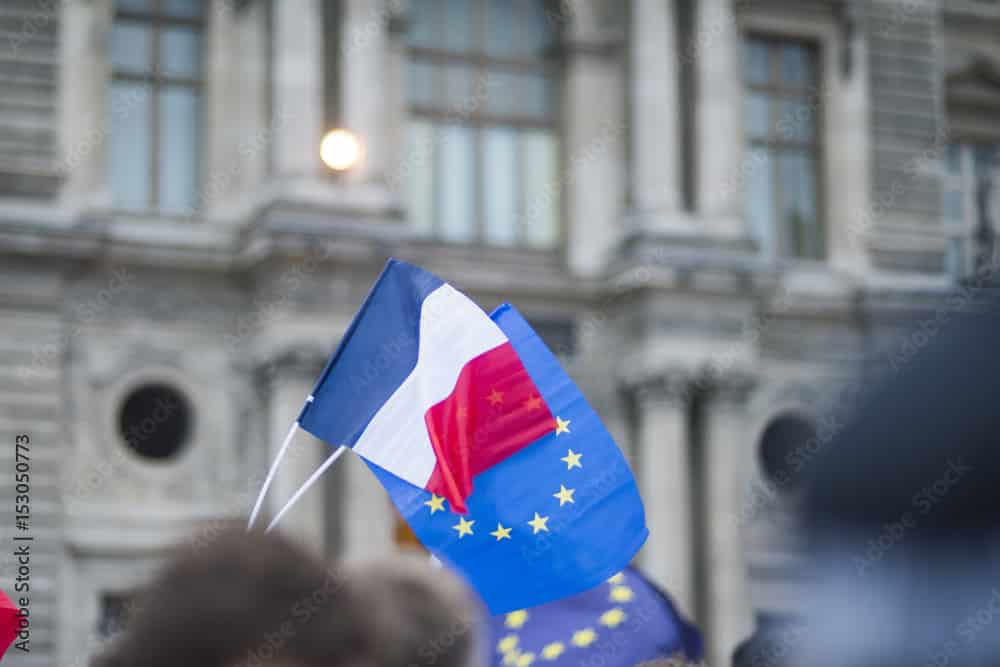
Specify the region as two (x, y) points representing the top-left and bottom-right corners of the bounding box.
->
(730, 613), (804, 667)
(797, 295), (1000, 666)
(93, 524), (482, 667)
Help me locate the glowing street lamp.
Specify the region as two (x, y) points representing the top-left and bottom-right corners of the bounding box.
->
(320, 129), (361, 172)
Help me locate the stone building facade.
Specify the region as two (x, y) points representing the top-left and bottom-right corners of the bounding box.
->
(0, 0), (998, 665)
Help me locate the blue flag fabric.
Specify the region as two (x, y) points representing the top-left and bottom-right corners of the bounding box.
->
(368, 303), (648, 613)
(489, 566), (704, 666)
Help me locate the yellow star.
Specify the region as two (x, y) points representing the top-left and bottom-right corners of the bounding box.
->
(609, 585), (635, 603)
(541, 642), (565, 660)
(497, 634), (519, 654)
(502, 649), (521, 666)
(490, 522), (513, 541)
(599, 608), (627, 628)
(561, 449), (583, 470)
(424, 494), (446, 514)
(555, 416), (571, 435)
(452, 516), (475, 538)
(607, 572), (625, 584)
(523, 395), (544, 411)
(505, 609), (529, 629)
(457, 406), (469, 419)
(527, 512), (550, 534)
(487, 388), (504, 406)
(516, 652), (536, 667)
(553, 484), (576, 506)
(571, 628), (598, 648)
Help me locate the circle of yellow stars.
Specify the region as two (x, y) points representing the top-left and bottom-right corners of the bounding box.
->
(496, 572), (639, 665)
(419, 390), (581, 545)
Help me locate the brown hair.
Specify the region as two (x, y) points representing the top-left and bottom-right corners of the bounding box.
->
(92, 524), (480, 667)
(344, 555), (481, 667)
(92, 524), (354, 667)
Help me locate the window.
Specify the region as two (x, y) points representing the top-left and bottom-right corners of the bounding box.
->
(109, 0), (203, 214)
(118, 383), (192, 461)
(529, 317), (575, 357)
(743, 36), (824, 260)
(944, 141), (1000, 276)
(406, 0), (559, 248)
(758, 415), (816, 494)
(98, 592), (137, 639)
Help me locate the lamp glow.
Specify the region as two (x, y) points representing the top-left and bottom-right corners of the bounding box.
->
(320, 129), (361, 172)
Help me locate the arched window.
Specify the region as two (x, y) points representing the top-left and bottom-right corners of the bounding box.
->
(406, 0), (560, 248)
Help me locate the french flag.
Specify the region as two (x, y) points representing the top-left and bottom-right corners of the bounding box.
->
(297, 259), (556, 513)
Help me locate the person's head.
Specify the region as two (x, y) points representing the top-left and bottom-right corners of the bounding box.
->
(344, 555), (481, 667)
(92, 524), (481, 667)
(92, 524), (352, 667)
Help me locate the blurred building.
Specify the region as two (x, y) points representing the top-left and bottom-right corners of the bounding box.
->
(0, 0), (998, 665)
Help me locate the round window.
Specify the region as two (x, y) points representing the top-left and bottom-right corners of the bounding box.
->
(758, 415), (817, 493)
(117, 383), (192, 461)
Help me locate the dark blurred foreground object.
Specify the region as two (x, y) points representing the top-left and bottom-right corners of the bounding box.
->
(93, 524), (482, 667)
(730, 614), (805, 667)
(801, 297), (1000, 667)
(489, 566), (703, 666)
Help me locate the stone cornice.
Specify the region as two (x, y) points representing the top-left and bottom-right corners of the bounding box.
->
(626, 370), (697, 403)
(622, 361), (757, 405)
(696, 364), (758, 404)
(260, 343), (329, 381)
(555, 34), (623, 59)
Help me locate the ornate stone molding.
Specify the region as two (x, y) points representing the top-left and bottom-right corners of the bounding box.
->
(697, 363), (758, 405)
(623, 366), (697, 404)
(260, 343), (329, 383)
(620, 360), (758, 405)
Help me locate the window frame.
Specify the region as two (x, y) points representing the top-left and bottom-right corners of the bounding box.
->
(944, 140), (1000, 277)
(405, 0), (561, 249)
(743, 32), (826, 261)
(110, 0), (206, 214)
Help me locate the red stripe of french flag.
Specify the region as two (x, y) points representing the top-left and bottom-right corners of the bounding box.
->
(425, 341), (555, 513)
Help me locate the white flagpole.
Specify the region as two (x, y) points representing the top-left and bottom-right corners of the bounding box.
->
(247, 421), (300, 530)
(265, 445), (347, 533)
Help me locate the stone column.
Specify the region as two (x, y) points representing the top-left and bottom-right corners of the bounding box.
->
(694, 0), (744, 236)
(563, 1), (626, 276)
(203, 0), (238, 216)
(634, 374), (695, 616)
(233, 0), (270, 198)
(629, 0), (684, 226)
(338, 445), (396, 561)
(271, 0), (324, 179)
(340, 0), (390, 185)
(703, 372), (756, 667)
(382, 1), (409, 195)
(267, 349), (327, 554)
(58, 0), (114, 214)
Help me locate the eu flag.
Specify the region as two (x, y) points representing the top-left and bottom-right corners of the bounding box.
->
(368, 302), (648, 613)
(489, 566), (704, 666)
